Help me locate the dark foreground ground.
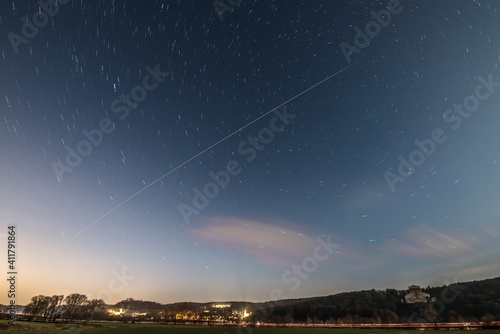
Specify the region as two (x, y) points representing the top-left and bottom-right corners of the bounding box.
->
(0, 321), (499, 334)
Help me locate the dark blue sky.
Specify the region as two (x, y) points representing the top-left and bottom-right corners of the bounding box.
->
(1, 0), (500, 305)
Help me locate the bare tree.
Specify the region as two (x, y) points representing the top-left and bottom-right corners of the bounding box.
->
(63, 293), (88, 322)
(47, 295), (64, 322)
(83, 299), (105, 324)
(24, 295), (50, 323)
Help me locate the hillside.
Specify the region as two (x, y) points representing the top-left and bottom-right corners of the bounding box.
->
(110, 276), (500, 324)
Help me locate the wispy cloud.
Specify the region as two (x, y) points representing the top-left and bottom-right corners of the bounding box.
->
(188, 217), (321, 267)
(455, 263), (500, 277)
(381, 225), (476, 259)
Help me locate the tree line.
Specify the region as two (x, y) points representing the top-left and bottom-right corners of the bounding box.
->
(22, 293), (104, 323)
(246, 277), (500, 324)
(17, 276), (500, 324)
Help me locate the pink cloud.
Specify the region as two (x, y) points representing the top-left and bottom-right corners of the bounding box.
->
(381, 225), (477, 259)
(188, 217), (320, 267)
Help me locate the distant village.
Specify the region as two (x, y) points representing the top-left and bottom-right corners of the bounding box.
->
(106, 303), (251, 323)
(2, 285), (424, 323)
(2, 277), (500, 327)
(0, 300), (253, 324)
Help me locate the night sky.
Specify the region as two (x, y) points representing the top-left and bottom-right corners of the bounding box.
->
(1, 0), (500, 305)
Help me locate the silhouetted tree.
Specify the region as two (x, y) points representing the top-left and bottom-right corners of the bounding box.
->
(47, 295), (64, 322)
(24, 295), (50, 323)
(63, 293), (88, 322)
(82, 298), (105, 323)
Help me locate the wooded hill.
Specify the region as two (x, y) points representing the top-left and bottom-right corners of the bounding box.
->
(19, 276), (498, 323)
(245, 276), (500, 323)
(112, 276), (500, 324)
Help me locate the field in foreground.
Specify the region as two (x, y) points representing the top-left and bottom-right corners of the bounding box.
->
(0, 322), (498, 334)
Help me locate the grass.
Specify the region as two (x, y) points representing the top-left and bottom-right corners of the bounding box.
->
(0, 321), (496, 334)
